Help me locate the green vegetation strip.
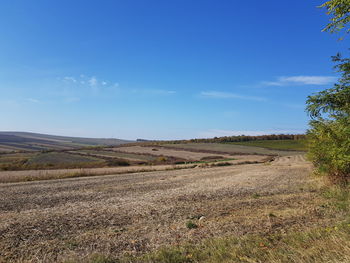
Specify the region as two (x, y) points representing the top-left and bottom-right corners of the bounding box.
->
(226, 139), (307, 152)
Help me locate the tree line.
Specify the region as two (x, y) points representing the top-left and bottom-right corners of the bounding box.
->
(165, 134), (305, 144)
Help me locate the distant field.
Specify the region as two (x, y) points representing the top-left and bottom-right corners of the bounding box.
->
(0, 152), (35, 164)
(76, 149), (156, 162)
(226, 139), (307, 151)
(27, 152), (103, 165)
(163, 142), (303, 156)
(0, 152), (106, 170)
(0, 140), (305, 172)
(0, 155), (269, 183)
(115, 145), (234, 161)
(0, 132), (131, 152)
(0, 142), (46, 151)
(0, 146), (28, 152)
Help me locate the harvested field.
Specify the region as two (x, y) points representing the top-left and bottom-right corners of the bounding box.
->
(114, 145), (234, 161)
(272, 154), (308, 165)
(0, 155), (267, 183)
(27, 152), (103, 165)
(0, 152), (108, 171)
(163, 142), (304, 156)
(74, 150), (156, 162)
(0, 154), (330, 263)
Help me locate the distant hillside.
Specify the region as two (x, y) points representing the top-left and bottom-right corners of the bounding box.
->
(0, 132), (132, 152)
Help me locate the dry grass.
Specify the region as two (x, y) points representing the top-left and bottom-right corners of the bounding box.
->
(117, 180), (350, 263)
(0, 155), (331, 263)
(120, 223), (350, 263)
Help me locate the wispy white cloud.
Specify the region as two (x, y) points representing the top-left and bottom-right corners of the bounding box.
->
(263, 75), (336, 86)
(198, 129), (305, 138)
(63, 76), (77, 83)
(88, 76), (98, 87)
(60, 75), (118, 95)
(60, 75), (174, 97)
(200, 91), (266, 101)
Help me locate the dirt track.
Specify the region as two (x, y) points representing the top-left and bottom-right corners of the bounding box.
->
(0, 155), (321, 262)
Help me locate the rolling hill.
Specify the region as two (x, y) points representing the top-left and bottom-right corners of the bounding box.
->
(0, 132), (132, 152)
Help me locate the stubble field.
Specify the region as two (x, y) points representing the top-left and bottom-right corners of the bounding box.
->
(0, 154), (330, 263)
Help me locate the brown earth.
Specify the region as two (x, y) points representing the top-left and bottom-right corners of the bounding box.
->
(0, 155), (327, 263)
(112, 145), (235, 160)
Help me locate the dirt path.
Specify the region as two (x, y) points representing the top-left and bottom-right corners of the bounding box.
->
(0, 155), (323, 262)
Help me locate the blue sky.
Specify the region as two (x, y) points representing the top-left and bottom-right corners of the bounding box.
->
(0, 0), (347, 140)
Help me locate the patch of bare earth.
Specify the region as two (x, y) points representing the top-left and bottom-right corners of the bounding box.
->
(0, 155), (327, 262)
(112, 145), (234, 160)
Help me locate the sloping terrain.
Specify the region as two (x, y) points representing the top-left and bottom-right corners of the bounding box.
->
(113, 145), (234, 161)
(0, 154), (328, 263)
(0, 132), (131, 152)
(162, 142), (303, 156)
(227, 139), (307, 151)
(0, 155), (267, 183)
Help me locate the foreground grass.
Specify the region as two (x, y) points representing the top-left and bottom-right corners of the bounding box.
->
(85, 225), (350, 263)
(227, 139), (307, 152)
(129, 227), (350, 263)
(81, 183), (350, 263)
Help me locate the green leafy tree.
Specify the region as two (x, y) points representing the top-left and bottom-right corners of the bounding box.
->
(306, 54), (350, 182)
(307, 54), (350, 119)
(307, 0), (350, 183)
(321, 0), (350, 37)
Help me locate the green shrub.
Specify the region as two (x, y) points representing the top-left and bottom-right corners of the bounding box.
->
(186, 221), (198, 229)
(106, 159), (130, 166)
(307, 118), (350, 183)
(306, 53), (350, 184)
(156, 156), (168, 162)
